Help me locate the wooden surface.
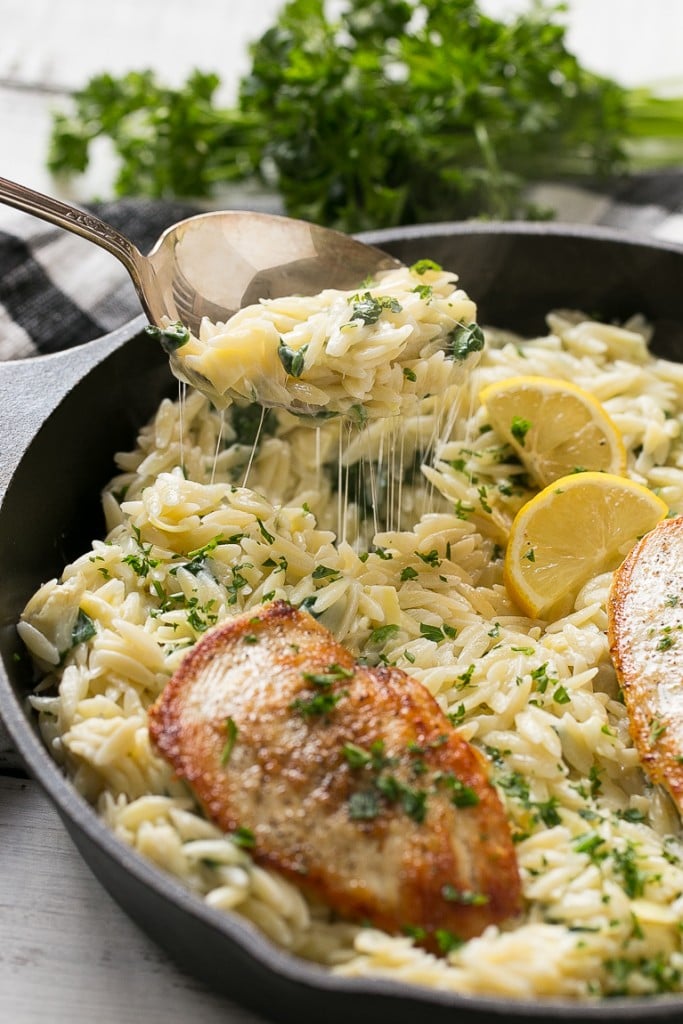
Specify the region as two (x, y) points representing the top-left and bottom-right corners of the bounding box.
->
(0, 1), (679, 1021)
(0, 776), (266, 1024)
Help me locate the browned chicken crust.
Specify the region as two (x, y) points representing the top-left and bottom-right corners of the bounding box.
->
(608, 515), (683, 811)
(148, 600), (522, 951)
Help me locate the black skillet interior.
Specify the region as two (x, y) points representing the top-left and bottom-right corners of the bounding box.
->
(1, 223), (683, 1023)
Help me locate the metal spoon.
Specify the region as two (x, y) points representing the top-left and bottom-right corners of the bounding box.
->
(0, 176), (400, 335)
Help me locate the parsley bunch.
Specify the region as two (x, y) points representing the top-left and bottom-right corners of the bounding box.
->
(48, 0), (683, 231)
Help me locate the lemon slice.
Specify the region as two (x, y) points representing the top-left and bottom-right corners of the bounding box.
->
(504, 472), (668, 620)
(479, 376), (627, 487)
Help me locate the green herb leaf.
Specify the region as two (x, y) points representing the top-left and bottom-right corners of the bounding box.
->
(449, 322), (485, 362)
(434, 928), (463, 954)
(301, 664), (354, 689)
(71, 608), (96, 647)
(511, 415), (533, 446)
(278, 339), (307, 377)
(230, 826), (256, 849)
(47, 13), (683, 233)
(400, 566), (419, 581)
(145, 321), (190, 352)
(312, 564), (341, 581)
(220, 716), (239, 765)
(348, 790), (380, 821)
(410, 259), (442, 275)
(441, 883), (488, 905)
(419, 622), (445, 643)
(257, 519), (275, 544)
(342, 742), (372, 769)
(290, 690), (347, 718)
(368, 624), (400, 646)
(349, 292), (402, 325)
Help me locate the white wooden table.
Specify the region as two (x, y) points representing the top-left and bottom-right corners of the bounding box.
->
(0, 1), (680, 1020)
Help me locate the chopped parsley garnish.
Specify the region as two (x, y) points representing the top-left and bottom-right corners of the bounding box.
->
(574, 831), (607, 860)
(343, 737), (428, 824)
(230, 826), (256, 849)
(617, 807), (646, 823)
(173, 553), (213, 578)
(423, 622), (456, 643)
(649, 716), (668, 745)
(290, 691), (347, 718)
(376, 775), (428, 823)
(612, 841), (647, 898)
(536, 796), (562, 828)
(312, 564), (341, 581)
(187, 535), (229, 560)
(553, 685), (571, 705)
(441, 883), (488, 906)
(123, 531), (160, 577)
(368, 624), (400, 646)
(342, 742), (373, 769)
(220, 716), (239, 765)
(226, 566), (251, 605)
(449, 322), (485, 362)
(435, 771), (480, 808)
(411, 259), (442, 275)
(349, 403), (368, 426)
(299, 595), (319, 615)
(477, 486), (492, 513)
(434, 929), (463, 955)
(530, 663), (550, 692)
(343, 731), (486, 828)
(291, 662), (352, 718)
(301, 664), (354, 688)
(415, 548), (441, 567)
(349, 292), (402, 325)
(454, 499), (473, 520)
(144, 321), (190, 352)
(257, 519), (275, 544)
(400, 566), (419, 581)
(277, 339), (307, 377)
(348, 790), (381, 821)
(71, 608), (97, 647)
(510, 415), (532, 446)
(656, 627), (677, 651)
(186, 597), (219, 632)
(447, 703), (466, 726)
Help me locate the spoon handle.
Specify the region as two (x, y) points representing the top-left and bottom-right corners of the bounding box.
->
(0, 175), (145, 282)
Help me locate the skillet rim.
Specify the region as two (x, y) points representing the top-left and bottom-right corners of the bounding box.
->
(2, 219), (683, 1021)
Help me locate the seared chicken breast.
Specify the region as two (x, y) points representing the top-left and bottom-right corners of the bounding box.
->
(608, 515), (683, 811)
(149, 600), (521, 950)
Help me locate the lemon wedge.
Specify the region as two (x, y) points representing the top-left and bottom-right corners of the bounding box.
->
(479, 375), (627, 487)
(504, 472), (668, 620)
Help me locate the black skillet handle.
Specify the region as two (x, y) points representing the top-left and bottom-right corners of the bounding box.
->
(0, 316), (148, 505)
(0, 314), (158, 773)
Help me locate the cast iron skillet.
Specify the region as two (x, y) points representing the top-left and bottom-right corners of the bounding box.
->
(1, 222), (683, 1023)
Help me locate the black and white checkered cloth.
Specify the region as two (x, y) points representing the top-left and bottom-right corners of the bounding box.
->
(1, 171), (682, 361)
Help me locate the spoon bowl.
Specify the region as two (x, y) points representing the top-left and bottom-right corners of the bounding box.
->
(0, 177), (401, 335)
